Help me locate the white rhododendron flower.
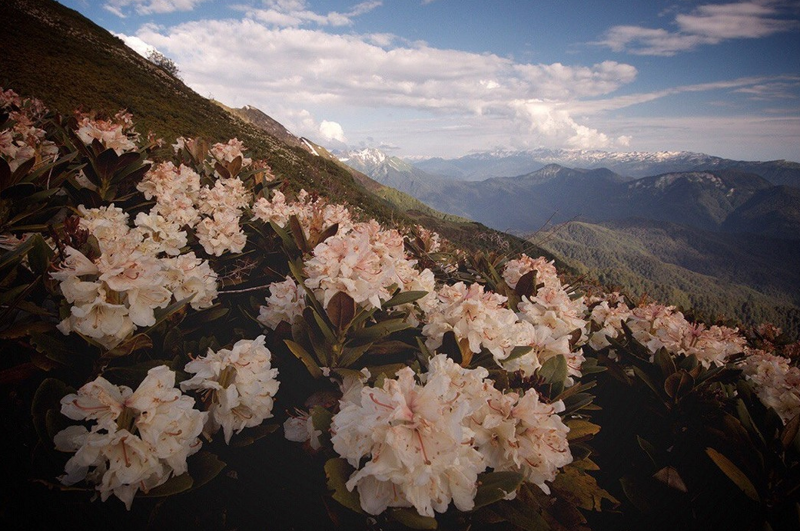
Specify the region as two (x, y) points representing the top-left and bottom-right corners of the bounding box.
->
(331, 356), (486, 517)
(304, 220), (431, 310)
(162, 252), (219, 310)
(470, 387), (572, 494)
(181, 336), (280, 444)
(53, 201), (220, 348)
(252, 188), (353, 242)
(209, 138), (252, 168)
(423, 282), (535, 363)
(195, 209), (247, 256)
(54, 366), (206, 510)
(258, 276), (307, 330)
(283, 409), (322, 450)
(503, 254), (560, 290)
(137, 162), (201, 227)
(625, 303), (745, 366)
(588, 297), (632, 350)
(739, 350), (800, 424)
(74, 110), (139, 154)
(0, 89), (57, 171)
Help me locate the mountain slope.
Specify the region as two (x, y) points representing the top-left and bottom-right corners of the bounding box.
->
(722, 185), (800, 240)
(537, 219), (800, 336)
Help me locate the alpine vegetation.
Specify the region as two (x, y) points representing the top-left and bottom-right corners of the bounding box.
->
(1, 88), (799, 531)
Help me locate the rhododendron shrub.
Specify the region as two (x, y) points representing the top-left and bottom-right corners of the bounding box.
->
(2, 90), (798, 531)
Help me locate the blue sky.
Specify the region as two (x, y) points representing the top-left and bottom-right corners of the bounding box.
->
(61, 0), (800, 161)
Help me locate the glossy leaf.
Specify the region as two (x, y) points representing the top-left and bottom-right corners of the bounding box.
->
(705, 447), (760, 502)
(325, 458), (362, 514)
(473, 471), (524, 510)
(388, 509), (438, 529)
(285, 339), (323, 378)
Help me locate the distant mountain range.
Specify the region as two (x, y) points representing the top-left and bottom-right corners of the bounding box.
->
(346, 153), (800, 239)
(413, 148), (800, 185)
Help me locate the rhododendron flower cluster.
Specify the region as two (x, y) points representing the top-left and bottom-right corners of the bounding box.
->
(209, 138), (252, 168)
(330, 355), (573, 517)
(53, 366), (206, 509)
(252, 189), (353, 242)
(53, 204), (218, 348)
(304, 219), (435, 310)
(470, 385), (572, 494)
(626, 303), (746, 366)
(506, 255), (589, 378)
(423, 282), (537, 366)
(331, 356), (486, 517)
(587, 294), (632, 350)
(74, 110), (139, 154)
(739, 350), (800, 424)
(258, 276), (307, 330)
(137, 147), (251, 256)
(0, 88), (58, 171)
(181, 336), (280, 444)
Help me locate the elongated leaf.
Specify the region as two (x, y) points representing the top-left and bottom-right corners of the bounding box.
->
(654, 348), (676, 378)
(561, 393), (594, 415)
(229, 423), (279, 448)
(347, 318), (412, 344)
(382, 290), (429, 308)
(504, 345), (533, 363)
(338, 343), (371, 368)
(538, 355), (568, 387)
(140, 473), (193, 498)
(327, 291), (356, 331)
(637, 435), (658, 466)
(664, 371), (694, 400)
(288, 214), (309, 253)
(566, 419), (601, 441)
(473, 471), (524, 510)
(514, 270), (537, 299)
(705, 447), (760, 502)
(325, 458), (362, 514)
(285, 339), (323, 378)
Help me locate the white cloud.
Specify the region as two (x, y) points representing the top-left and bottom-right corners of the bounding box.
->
(104, 0), (208, 17)
(114, 32), (155, 57)
(241, 0), (381, 28)
(596, 1), (799, 56)
(319, 120), (347, 143)
(131, 14), (641, 152)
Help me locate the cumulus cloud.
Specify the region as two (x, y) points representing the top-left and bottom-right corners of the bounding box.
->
(130, 11), (641, 152)
(596, 0), (799, 56)
(319, 120), (347, 143)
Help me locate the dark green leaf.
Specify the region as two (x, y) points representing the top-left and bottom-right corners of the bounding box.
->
(347, 318), (412, 344)
(285, 339), (323, 378)
(514, 270), (537, 299)
(561, 393), (594, 415)
(705, 447), (760, 502)
(653, 466), (688, 493)
(504, 345), (533, 363)
(473, 471), (524, 510)
(186, 451), (226, 492)
(325, 458), (362, 514)
(382, 290), (429, 308)
(140, 473), (194, 498)
(538, 355), (568, 387)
